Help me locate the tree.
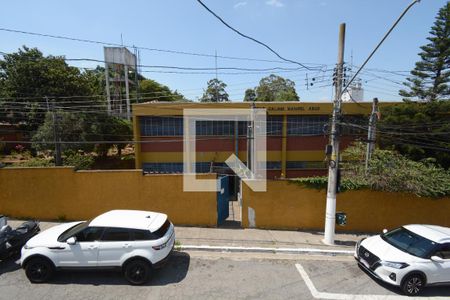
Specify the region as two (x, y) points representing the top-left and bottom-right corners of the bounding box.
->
(378, 101), (450, 169)
(243, 88), (257, 102)
(31, 111), (132, 156)
(200, 78), (229, 102)
(254, 74), (299, 102)
(139, 79), (185, 102)
(0, 47), (100, 130)
(399, 2), (450, 101)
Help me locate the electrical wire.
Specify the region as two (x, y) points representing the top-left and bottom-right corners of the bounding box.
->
(195, 0), (311, 70)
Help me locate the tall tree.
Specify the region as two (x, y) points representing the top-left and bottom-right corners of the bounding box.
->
(254, 74), (299, 102)
(139, 79), (186, 102)
(243, 88), (257, 102)
(200, 78), (229, 102)
(399, 2), (450, 101)
(0, 47), (99, 130)
(378, 101), (450, 169)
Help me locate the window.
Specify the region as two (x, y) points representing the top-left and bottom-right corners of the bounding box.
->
(381, 227), (437, 259)
(140, 116), (183, 136)
(267, 116), (282, 136)
(130, 229), (155, 241)
(152, 220), (171, 239)
(434, 243), (450, 259)
(101, 227), (131, 242)
(287, 116), (329, 136)
(287, 161), (326, 169)
(143, 162), (183, 173)
(74, 227), (104, 242)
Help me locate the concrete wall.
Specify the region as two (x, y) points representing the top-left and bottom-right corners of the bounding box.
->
(0, 168), (217, 226)
(242, 180), (450, 233)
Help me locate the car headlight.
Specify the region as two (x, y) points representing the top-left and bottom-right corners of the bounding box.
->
(380, 261), (409, 269)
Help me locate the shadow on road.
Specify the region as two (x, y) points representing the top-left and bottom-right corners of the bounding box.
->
(358, 264), (450, 297)
(0, 257), (21, 276)
(49, 251), (190, 286)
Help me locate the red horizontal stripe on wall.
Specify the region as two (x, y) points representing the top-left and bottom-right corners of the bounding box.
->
(267, 137), (282, 151)
(267, 170), (282, 180)
(286, 136), (328, 151)
(140, 137), (183, 152)
(196, 137), (235, 152)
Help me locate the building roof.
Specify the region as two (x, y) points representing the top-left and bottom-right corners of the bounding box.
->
(90, 209), (167, 231)
(404, 224), (450, 243)
(132, 101), (398, 117)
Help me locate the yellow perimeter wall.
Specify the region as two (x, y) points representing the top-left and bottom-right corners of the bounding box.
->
(0, 168), (217, 226)
(242, 180), (450, 233)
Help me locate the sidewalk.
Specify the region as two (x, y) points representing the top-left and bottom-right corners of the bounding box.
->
(9, 219), (367, 255)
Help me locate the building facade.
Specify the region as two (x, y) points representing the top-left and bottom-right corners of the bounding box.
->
(132, 101), (385, 179)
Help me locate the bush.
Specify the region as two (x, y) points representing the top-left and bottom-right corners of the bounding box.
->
(11, 157), (53, 167)
(64, 153), (94, 170)
(292, 142), (450, 198)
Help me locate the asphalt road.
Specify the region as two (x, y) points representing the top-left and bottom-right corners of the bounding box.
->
(0, 251), (449, 300)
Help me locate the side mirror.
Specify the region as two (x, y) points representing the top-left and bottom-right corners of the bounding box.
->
(431, 256), (444, 263)
(382, 229), (388, 234)
(66, 237), (77, 245)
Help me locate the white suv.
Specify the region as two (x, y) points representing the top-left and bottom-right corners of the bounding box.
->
(21, 210), (175, 285)
(355, 224), (450, 296)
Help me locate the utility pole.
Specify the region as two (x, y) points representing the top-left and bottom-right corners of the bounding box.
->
(365, 97), (379, 173)
(324, 23), (346, 245)
(51, 102), (62, 166)
(247, 101), (256, 178)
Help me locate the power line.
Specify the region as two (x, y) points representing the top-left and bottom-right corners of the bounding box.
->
(0, 27), (324, 68)
(195, 0), (312, 70)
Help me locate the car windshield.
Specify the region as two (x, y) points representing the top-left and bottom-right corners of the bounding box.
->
(57, 221), (89, 242)
(381, 227), (437, 258)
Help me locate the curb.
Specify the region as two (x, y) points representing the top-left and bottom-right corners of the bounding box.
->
(178, 245), (354, 256)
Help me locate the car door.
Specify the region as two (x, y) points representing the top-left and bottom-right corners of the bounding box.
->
(54, 226), (104, 267)
(431, 243), (450, 283)
(97, 227), (133, 267)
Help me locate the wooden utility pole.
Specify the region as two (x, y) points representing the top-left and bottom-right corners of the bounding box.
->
(324, 23), (345, 245)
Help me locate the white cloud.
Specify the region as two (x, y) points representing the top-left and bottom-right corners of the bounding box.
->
(234, 1), (247, 9)
(266, 0), (284, 8)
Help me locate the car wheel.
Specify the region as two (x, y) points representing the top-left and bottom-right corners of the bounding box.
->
(123, 259), (152, 285)
(25, 257), (54, 283)
(401, 273), (425, 296)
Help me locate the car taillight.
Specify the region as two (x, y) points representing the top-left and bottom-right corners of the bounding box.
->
(152, 242), (167, 250)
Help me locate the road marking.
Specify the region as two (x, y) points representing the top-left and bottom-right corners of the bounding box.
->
(180, 245), (353, 256)
(295, 263), (448, 300)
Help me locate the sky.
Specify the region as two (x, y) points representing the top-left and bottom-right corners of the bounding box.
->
(0, 0), (447, 102)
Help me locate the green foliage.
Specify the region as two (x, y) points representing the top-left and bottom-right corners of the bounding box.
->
(200, 78), (229, 102)
(11, 157), (53, 167)
(252, 74), (299, 102)
(63, 153), (94, 170)
(139, 79), (185, 102)
(243, 88), (257, 102)
(31, 112), (132, 155)
(292, 143), (450, 198)
(291, 176), (368, 192)
(343, 142), (450, 198)
(399, 2), (450, 101)
(0, 46), (102, 131)
(379, 101), (450, 168)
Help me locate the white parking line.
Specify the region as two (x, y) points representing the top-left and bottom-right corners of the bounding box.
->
(295, 263), (447, 300)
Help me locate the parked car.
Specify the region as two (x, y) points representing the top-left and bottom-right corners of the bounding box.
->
(0, 215), (40, 261)
(21, 210), (175, 285)
(355, 224), (450, 296)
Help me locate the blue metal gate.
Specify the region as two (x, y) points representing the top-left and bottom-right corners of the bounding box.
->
(217, 176), (230, 225)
